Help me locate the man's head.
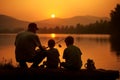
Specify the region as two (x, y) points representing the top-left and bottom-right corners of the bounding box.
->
(65, 36), (74, 46)
(28, 23), (39, 33)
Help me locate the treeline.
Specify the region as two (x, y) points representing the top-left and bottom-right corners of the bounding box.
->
(38, 20), (110, 34)
(0, 19), (110, 34)
(0, 28), (24, 33)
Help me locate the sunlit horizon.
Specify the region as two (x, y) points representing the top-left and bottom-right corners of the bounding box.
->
(0, 0), (120, 21)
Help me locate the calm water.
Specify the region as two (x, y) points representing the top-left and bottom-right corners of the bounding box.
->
(0, 34), (120, 72)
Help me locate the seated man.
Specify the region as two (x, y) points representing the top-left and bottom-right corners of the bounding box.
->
(15, 23), (46, 68)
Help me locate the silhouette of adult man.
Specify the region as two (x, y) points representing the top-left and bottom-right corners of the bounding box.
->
(15, 23), (46, 68)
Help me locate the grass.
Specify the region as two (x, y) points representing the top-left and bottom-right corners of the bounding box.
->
(0, 57), (17, 69)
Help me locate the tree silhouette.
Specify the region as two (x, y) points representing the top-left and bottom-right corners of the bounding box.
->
(110, 4), (120, 55)
(110, 4), (120, 34)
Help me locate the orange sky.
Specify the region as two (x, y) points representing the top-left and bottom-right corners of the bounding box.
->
(0, 0), (120, 21)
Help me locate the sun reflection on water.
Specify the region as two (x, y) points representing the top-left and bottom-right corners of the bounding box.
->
(51, 33), (56, 38)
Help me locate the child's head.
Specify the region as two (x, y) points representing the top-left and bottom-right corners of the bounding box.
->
(65, 36), (74, 46)
(48, 39), (55, 48)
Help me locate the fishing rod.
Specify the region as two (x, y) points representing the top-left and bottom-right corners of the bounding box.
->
(45, 34), (72, 49)
(55, 38), (65, 48)
(55, 34), (72, 48)
(45, 36), (66, 49)
(55, 32), (77, 47)
(44, 38), (64, 49)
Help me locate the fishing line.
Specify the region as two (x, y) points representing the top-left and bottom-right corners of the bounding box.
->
(45, 35), (71, 48)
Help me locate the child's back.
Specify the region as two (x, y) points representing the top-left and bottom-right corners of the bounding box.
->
(46, 39), (60, 68)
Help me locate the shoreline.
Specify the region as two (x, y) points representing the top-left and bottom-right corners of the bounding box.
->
(0, 68), (119, 80)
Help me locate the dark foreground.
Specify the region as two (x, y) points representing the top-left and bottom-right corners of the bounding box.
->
(0, 68), (119, 80)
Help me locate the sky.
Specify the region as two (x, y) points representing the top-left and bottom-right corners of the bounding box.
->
(0, 0), (120, 21)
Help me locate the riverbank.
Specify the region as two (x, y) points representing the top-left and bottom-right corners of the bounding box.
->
(0, 68), (119, 80)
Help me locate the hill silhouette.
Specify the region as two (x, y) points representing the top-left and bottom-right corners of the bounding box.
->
(0, 15), (29, 29)
(0, 14), (109, 32)
(37, 16), (109, 28)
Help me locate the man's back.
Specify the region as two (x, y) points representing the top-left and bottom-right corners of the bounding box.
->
(15, 31), (40, 61)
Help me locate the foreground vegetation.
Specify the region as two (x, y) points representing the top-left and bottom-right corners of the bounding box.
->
(0, 58), (17, 69)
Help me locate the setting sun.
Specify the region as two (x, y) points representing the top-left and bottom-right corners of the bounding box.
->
(51, 33), (56, 38)
(51, 14), (56, 18)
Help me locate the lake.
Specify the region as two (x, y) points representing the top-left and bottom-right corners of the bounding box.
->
(0, 34), (120, 73)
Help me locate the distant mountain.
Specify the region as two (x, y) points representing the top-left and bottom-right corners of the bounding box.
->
(36, 16), (109, 28)
(0, 14), (109, 32)
(0, 15), (29, 30)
